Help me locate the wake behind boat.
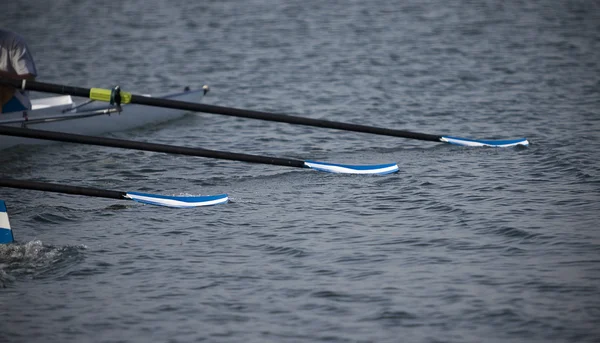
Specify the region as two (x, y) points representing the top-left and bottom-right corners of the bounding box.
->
(0, 85), (207, 151)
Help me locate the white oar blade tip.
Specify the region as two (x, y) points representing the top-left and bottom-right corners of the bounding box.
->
(125, 192), (228, 208)
(1, 200), (14, 244)
(304, 161), (399, 175)
(441, 136), (529, 147)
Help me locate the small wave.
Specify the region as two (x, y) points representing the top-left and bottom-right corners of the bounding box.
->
(311, 290), (346, 299)
(493, 227), (540, 239)
(361, 309), (419, 323)
(105, 204), (130, 210)
(28, 206), (83, 224)
(262, 244), (308, 257)
(30, 212), (78, 224)
(310, 290), (386, 304)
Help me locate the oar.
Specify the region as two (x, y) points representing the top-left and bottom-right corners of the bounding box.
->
(0, 78), (529, 147)
(0, 126), (399, 175)
(0, 178), (228, 208)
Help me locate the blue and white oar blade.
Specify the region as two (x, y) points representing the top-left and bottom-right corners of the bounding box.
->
(304, 160), (399, 175)
(125, 192), (228, 208)
(441, 136), (529, 147)
(1, 200), (14, 244)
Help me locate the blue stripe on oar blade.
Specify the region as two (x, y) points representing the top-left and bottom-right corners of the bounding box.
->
(440, 136), (529, 147)
(1, 200), (14, 244)
(125, 192), (228, 208)
(304, 160), (399, 175)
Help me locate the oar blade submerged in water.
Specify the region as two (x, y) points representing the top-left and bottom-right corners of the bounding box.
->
(304, 161), (399, 175)
(440, 136), (529, 147)
(0, 178), (228, 210)
(125, 192), (229, 208)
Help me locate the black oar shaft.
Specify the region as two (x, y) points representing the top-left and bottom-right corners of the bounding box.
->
(0, 126), (305, 168)
(0, 178), (125, 200)
(1, 78), (442, 143)
(131, 95), (442, 142)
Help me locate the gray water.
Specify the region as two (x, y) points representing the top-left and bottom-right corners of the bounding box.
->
(1, 1), (600, 342)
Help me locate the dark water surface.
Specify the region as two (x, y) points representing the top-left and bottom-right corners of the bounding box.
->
(1, 1), (600, 342)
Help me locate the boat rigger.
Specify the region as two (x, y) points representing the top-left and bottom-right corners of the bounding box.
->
(0, 85), (208, 151)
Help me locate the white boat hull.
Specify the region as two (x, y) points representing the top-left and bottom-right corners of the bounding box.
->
(0, 88), (202, 150)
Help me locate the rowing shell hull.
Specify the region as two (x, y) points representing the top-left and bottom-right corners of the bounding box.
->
(0, 88), (202, 151)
